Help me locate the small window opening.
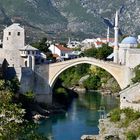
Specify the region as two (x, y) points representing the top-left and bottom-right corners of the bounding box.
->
(9, 32), (11, 35)
(17, 32), (20, 36)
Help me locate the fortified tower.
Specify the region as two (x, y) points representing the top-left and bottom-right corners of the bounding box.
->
(3, 23), (25, 50)
(1, 23), (25, 69)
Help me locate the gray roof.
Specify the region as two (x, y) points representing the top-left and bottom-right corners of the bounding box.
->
(19, 44), (38, 51)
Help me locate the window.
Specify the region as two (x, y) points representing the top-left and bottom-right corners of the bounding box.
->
(9, 32), (11, 35)
(27, 51), (30, 54)
(25, 61), (27, 67)
(7, 37), (8, 40)
(17, 32), (20, 36)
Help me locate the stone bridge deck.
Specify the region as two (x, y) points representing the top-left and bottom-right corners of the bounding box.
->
(48, 57), (131, 89)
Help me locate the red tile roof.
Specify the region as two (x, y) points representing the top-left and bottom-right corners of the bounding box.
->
(56, 45), (72, 51)
(96, 41), (103, 45)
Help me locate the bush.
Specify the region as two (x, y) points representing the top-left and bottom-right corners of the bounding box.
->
(110, 108), (121, 122)
(56, 87), (67, 94)
(126, 131), (137, 140)
(121, 108), (140, 127)
(132, 64), (140, 83)
(83, 75), (101, 90)
(25, 91), (35, 101)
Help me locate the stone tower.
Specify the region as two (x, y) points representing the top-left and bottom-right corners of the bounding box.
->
(113, 11), (119, 63)
(1, 23), (25, 72)
(3, 23), (25, 50)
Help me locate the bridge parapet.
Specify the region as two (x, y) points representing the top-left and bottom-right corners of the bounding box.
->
(48, 57), (133, 90)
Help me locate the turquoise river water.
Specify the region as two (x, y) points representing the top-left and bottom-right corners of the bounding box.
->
(38, 92), (119, 140)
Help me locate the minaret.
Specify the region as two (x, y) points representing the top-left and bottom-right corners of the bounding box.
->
(68, 37), (71, 44)
(107, 26), (110, 43)
(113, 11), (119, 63)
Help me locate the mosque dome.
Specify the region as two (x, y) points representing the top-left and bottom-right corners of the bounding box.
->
(121, 36), (138, 44)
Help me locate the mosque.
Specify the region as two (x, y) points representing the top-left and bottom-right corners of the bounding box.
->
(112, 11), (140, 69)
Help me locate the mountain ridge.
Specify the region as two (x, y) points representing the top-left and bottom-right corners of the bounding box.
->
(0, 0), (139, 42)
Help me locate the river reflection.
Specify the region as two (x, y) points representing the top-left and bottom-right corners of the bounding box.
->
(38, 92), (119, 140)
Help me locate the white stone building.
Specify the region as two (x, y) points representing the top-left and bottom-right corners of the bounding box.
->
(67, 38), (81, 48)
(118, 36), (140, 68)
(49, 44), (73, 59)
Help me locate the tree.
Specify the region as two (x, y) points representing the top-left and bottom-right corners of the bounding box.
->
(96, 43), (113, 60)
(32, 37), (53, 59)
(84, 47), (97, 57)
(132, 64), (140, 83)
(0, 90), (48, 140)
(83, 43), (113, 60)
(83, 75), (101, 90)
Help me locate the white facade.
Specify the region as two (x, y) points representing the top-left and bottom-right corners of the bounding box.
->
(117, 36), (140, 68)
(67, 40), (81, 48)
(49, 44), (73, 59)
(49, 44), (61, 57)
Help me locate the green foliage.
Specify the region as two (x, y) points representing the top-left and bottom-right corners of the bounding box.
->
(32, 37), (50, 53)
(56, 87), (67, 95)
(25, 91), (35, 101)
(0, 77), (20, 93)
(110, 108), (140, 129)
(132, 64), (140, 83)
(84, 47), (98, 57)
(0, 90), (24, 139)
(6, 77), (20, 93)
(0, 90), (48, 140)
(84, 44), (113, 60)
(110, 108), (121, 122)
(59, 64), (90, 88)
(121, 108), (140, 127)
(83, 75), (101, 90)
(32, 37), (53, 59)
(126, 131), (137, 140)
(0, 80), (6, 90)
(137, 44), (140, 48)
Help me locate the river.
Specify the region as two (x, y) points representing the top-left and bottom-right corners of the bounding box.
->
(38, 92), (119, 140)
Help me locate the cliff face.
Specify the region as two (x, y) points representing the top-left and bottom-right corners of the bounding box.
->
(0, 0), (140, 42)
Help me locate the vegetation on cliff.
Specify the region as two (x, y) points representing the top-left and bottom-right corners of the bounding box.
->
(0, 79), (48, 140)
(108, 108), (140, 140)
(132, 64), (140, 83)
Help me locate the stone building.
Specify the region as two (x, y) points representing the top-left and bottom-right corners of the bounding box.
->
(0, 23), (45, 93)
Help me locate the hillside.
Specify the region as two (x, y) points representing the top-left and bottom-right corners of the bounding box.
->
(0, 0), (140, 42)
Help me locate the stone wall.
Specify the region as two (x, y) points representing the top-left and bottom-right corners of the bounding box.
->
(120, 83), (140, 111)
(20, 67), (34, 93)
(34, 65), (52, 104)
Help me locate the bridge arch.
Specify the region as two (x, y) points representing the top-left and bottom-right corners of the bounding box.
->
(49, 57), (129, 90)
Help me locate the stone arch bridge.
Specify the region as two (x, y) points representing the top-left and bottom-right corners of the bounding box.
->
(34, 57), (133, 103)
